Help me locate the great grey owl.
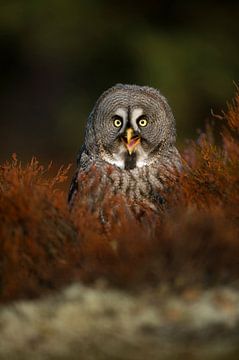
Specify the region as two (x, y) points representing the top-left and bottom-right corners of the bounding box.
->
(68, 84), (181, 214)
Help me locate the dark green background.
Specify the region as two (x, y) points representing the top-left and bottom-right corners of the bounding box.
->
(0, 0), (238, 165)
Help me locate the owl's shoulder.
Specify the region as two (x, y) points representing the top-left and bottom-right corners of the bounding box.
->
(76, 146), (94, 170)
(68, 147), (94, 206)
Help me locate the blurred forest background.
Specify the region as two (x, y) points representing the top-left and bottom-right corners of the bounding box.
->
(0, 0), (238, 165)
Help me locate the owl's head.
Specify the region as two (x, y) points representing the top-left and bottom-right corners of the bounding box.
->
(84, 84), (177, 170)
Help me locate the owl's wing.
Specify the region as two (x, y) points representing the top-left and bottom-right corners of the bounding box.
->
(68, 169), (79, 207)
(68, 145), (91, 207)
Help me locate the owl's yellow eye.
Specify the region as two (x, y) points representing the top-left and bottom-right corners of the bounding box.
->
(113, 118), (122, 128)
(138, 118), (148, 127)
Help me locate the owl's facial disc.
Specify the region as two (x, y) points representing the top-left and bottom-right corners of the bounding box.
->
(122, 128), (141, 155)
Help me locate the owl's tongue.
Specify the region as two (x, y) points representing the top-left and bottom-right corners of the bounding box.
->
(128, 137), (139, 149)
(125, 137), (140, 155)
(123, 128), (141, 155)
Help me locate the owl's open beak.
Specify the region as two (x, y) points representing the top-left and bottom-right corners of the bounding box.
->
(122, 128), (141, 155)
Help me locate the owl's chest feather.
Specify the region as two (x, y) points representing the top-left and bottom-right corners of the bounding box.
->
(79, 159), (170, 211)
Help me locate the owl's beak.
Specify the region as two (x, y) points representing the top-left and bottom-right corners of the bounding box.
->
(123, 128), (141, 155)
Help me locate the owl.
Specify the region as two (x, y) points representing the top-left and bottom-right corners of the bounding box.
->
(68, 84), (181, 215)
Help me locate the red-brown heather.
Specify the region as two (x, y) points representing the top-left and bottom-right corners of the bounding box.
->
(0, 90), (239, 303)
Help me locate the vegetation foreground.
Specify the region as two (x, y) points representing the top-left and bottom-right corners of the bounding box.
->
(0, 91), (238, 359)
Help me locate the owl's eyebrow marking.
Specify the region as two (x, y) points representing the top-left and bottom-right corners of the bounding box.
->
(115, 108), (127, 121)
(131, 108), (143, 128)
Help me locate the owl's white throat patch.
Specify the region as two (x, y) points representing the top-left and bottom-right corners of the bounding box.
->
(135, 145), (150, 168)
(103, 143), (149, 170)
(103, 143), (126, 169)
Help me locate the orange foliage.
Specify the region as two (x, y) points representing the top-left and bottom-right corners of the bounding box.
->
(0, 90), (239, 302)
